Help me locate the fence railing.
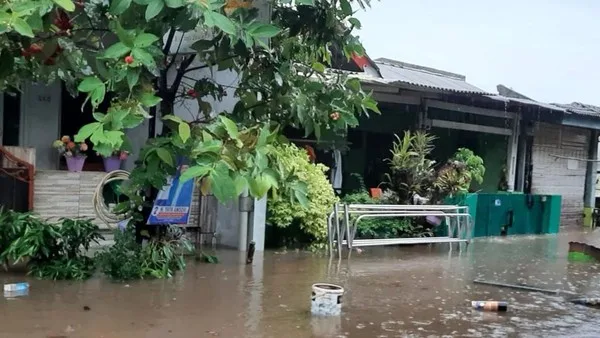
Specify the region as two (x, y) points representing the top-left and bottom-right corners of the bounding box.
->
(0, 146), (34, 212)
(327, 203), (472, 257)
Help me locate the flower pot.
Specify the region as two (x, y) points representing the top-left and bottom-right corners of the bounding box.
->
(66, 156), (86, 172)
(103, 156), (122, 172)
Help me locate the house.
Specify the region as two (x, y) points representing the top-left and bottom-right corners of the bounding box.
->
(335, 57), (600, 227)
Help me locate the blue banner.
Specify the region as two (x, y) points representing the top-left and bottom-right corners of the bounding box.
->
(147, 161), (195, 225)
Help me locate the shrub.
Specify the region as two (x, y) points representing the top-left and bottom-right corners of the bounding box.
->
(96, 224), (192, 281)
(267, 144), (337, 242)
(1, 214), (104, 280)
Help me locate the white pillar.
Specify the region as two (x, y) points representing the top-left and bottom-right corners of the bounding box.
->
(506, 116), (520, 192)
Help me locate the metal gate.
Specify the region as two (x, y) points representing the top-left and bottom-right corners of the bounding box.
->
(0, 146), (34, 212)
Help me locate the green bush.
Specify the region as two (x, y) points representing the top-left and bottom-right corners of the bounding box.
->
(96, 224), (192, 281)
(1, 213), (104, 280)
(267, 143), (337, 242)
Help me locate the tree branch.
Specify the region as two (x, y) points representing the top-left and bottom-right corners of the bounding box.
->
(169, 54), (197, 99)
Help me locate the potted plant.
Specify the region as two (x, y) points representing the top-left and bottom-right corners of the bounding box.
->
(52, 136), (88, 172)
(102, 150), (129, 172)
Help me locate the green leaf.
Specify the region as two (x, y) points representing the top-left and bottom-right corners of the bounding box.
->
(103, 42), (131, 59)
(92, 112), (106, 122)
(195, 140), (222, 154)
(12, 18), (34, 37)
(348, 17), (361, 29)
(91, 86), (106, 107)
(134, 33), (159, 48)
(78, 77), (104, 92)
(180, 165), (210, 182)
(219, 115), (239, 139)
(339, 0), (352, 16)
(140, 92), (162, 107)
(233, 175), (247, 196)
(131, 48), (156, 69)
(297, 0), (315, 5)
(362, 95), (380, 113)
(75, 122), (102, 142)
(292, 181), (309, 208)
(209, 162), (236, 201)
(155, 148), (173, 166)
(178, 122), (191, 143)
(145, 0), (165, 21)
(26, 13), (43, 31)
(126, 68), (141, 90)
(53, 0), (75, 12)
(204, 11), (236, 35)
(110, 0), (132, 14)
(247, 23), (281, 38)
(165, 0), (184, 8)
(248, 174), (271, 198)
(311, 62), (326, 73)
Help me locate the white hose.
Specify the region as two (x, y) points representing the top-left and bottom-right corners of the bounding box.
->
(92, 170), (131, 229)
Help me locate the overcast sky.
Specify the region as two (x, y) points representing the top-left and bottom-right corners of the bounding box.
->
(354, 0), (600, 106)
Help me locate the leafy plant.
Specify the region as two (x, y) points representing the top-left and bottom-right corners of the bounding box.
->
(267, 143), (338, 242)
(52, 135), (88, 158)
(2, 216), (104, 280)
(96, 224), (193, 280)
(384, 131), (437, 204)
(452, 148), (485, 185)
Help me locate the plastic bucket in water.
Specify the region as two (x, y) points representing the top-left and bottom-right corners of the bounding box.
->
(311, 283), (344, 316)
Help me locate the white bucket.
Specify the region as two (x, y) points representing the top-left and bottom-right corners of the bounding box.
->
(311, 283), (344, 316)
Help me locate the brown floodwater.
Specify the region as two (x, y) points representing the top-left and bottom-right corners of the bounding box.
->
(3, 231), (600, 338)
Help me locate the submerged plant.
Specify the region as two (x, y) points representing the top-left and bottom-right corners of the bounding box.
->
(96, 224), (193, 281)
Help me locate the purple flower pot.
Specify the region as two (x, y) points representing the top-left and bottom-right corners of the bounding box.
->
(66, 156), (86, 172)
(103, 156), (122, 172)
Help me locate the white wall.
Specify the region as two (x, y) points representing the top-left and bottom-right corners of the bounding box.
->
(19, 83), (61, 170)
(531, 122), (590, 226)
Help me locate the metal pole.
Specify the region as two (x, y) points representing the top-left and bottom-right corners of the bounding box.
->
(238, 188), (249, 251)
(584, 130), (599, 227)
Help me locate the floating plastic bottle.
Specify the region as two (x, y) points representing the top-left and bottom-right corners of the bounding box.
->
(471, 300), (508, 312)
(3, 282), (29, 292)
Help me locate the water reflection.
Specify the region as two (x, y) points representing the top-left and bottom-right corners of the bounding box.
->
(2, 231), (600, 337)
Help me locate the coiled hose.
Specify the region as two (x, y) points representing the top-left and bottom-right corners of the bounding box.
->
(92, 170), (131, 229)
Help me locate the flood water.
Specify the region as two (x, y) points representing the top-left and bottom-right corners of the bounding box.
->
(3, 231), (600, 338)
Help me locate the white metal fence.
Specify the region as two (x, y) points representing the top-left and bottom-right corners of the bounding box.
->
(327, 203), (472, 257)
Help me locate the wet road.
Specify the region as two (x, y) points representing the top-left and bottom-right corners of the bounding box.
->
(3, 231), (600, 337)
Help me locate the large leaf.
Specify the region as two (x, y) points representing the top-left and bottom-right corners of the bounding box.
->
(109, 0), (132, 15)
(219, 115), (238, 139)
(155, 148), (173, 166)
(131, 48), (156, 69)
(134, 33), (159, 48)
(178, 122), (191, 143)
(248, 174), (271, 198)
(180, 165), (210, 182)
(103, 42), (131, 59)
(248, 23), (281, 38)
(164, 0), (184, 8)
(145, 0), (165, 21)
(78, 77), (104, 92)
(140, 92), (162, 107)
(126, 68), (141, 90)
(75, 122), (102, 142)
(204, 11), (236, 35)
(209, 162), (236, 201)
(12, 18), (33, 37)
(53, 0), (75, 12)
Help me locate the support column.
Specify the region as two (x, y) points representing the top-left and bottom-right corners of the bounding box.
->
(506, 116), (520, 192)
(515, 121), (528, 192)
(583, 130), (599, 227)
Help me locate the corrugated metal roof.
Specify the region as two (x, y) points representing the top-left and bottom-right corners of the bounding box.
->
(484, 95), (566, 112)
(372, 58), (490, 95)
(551, 102), (600, 117)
